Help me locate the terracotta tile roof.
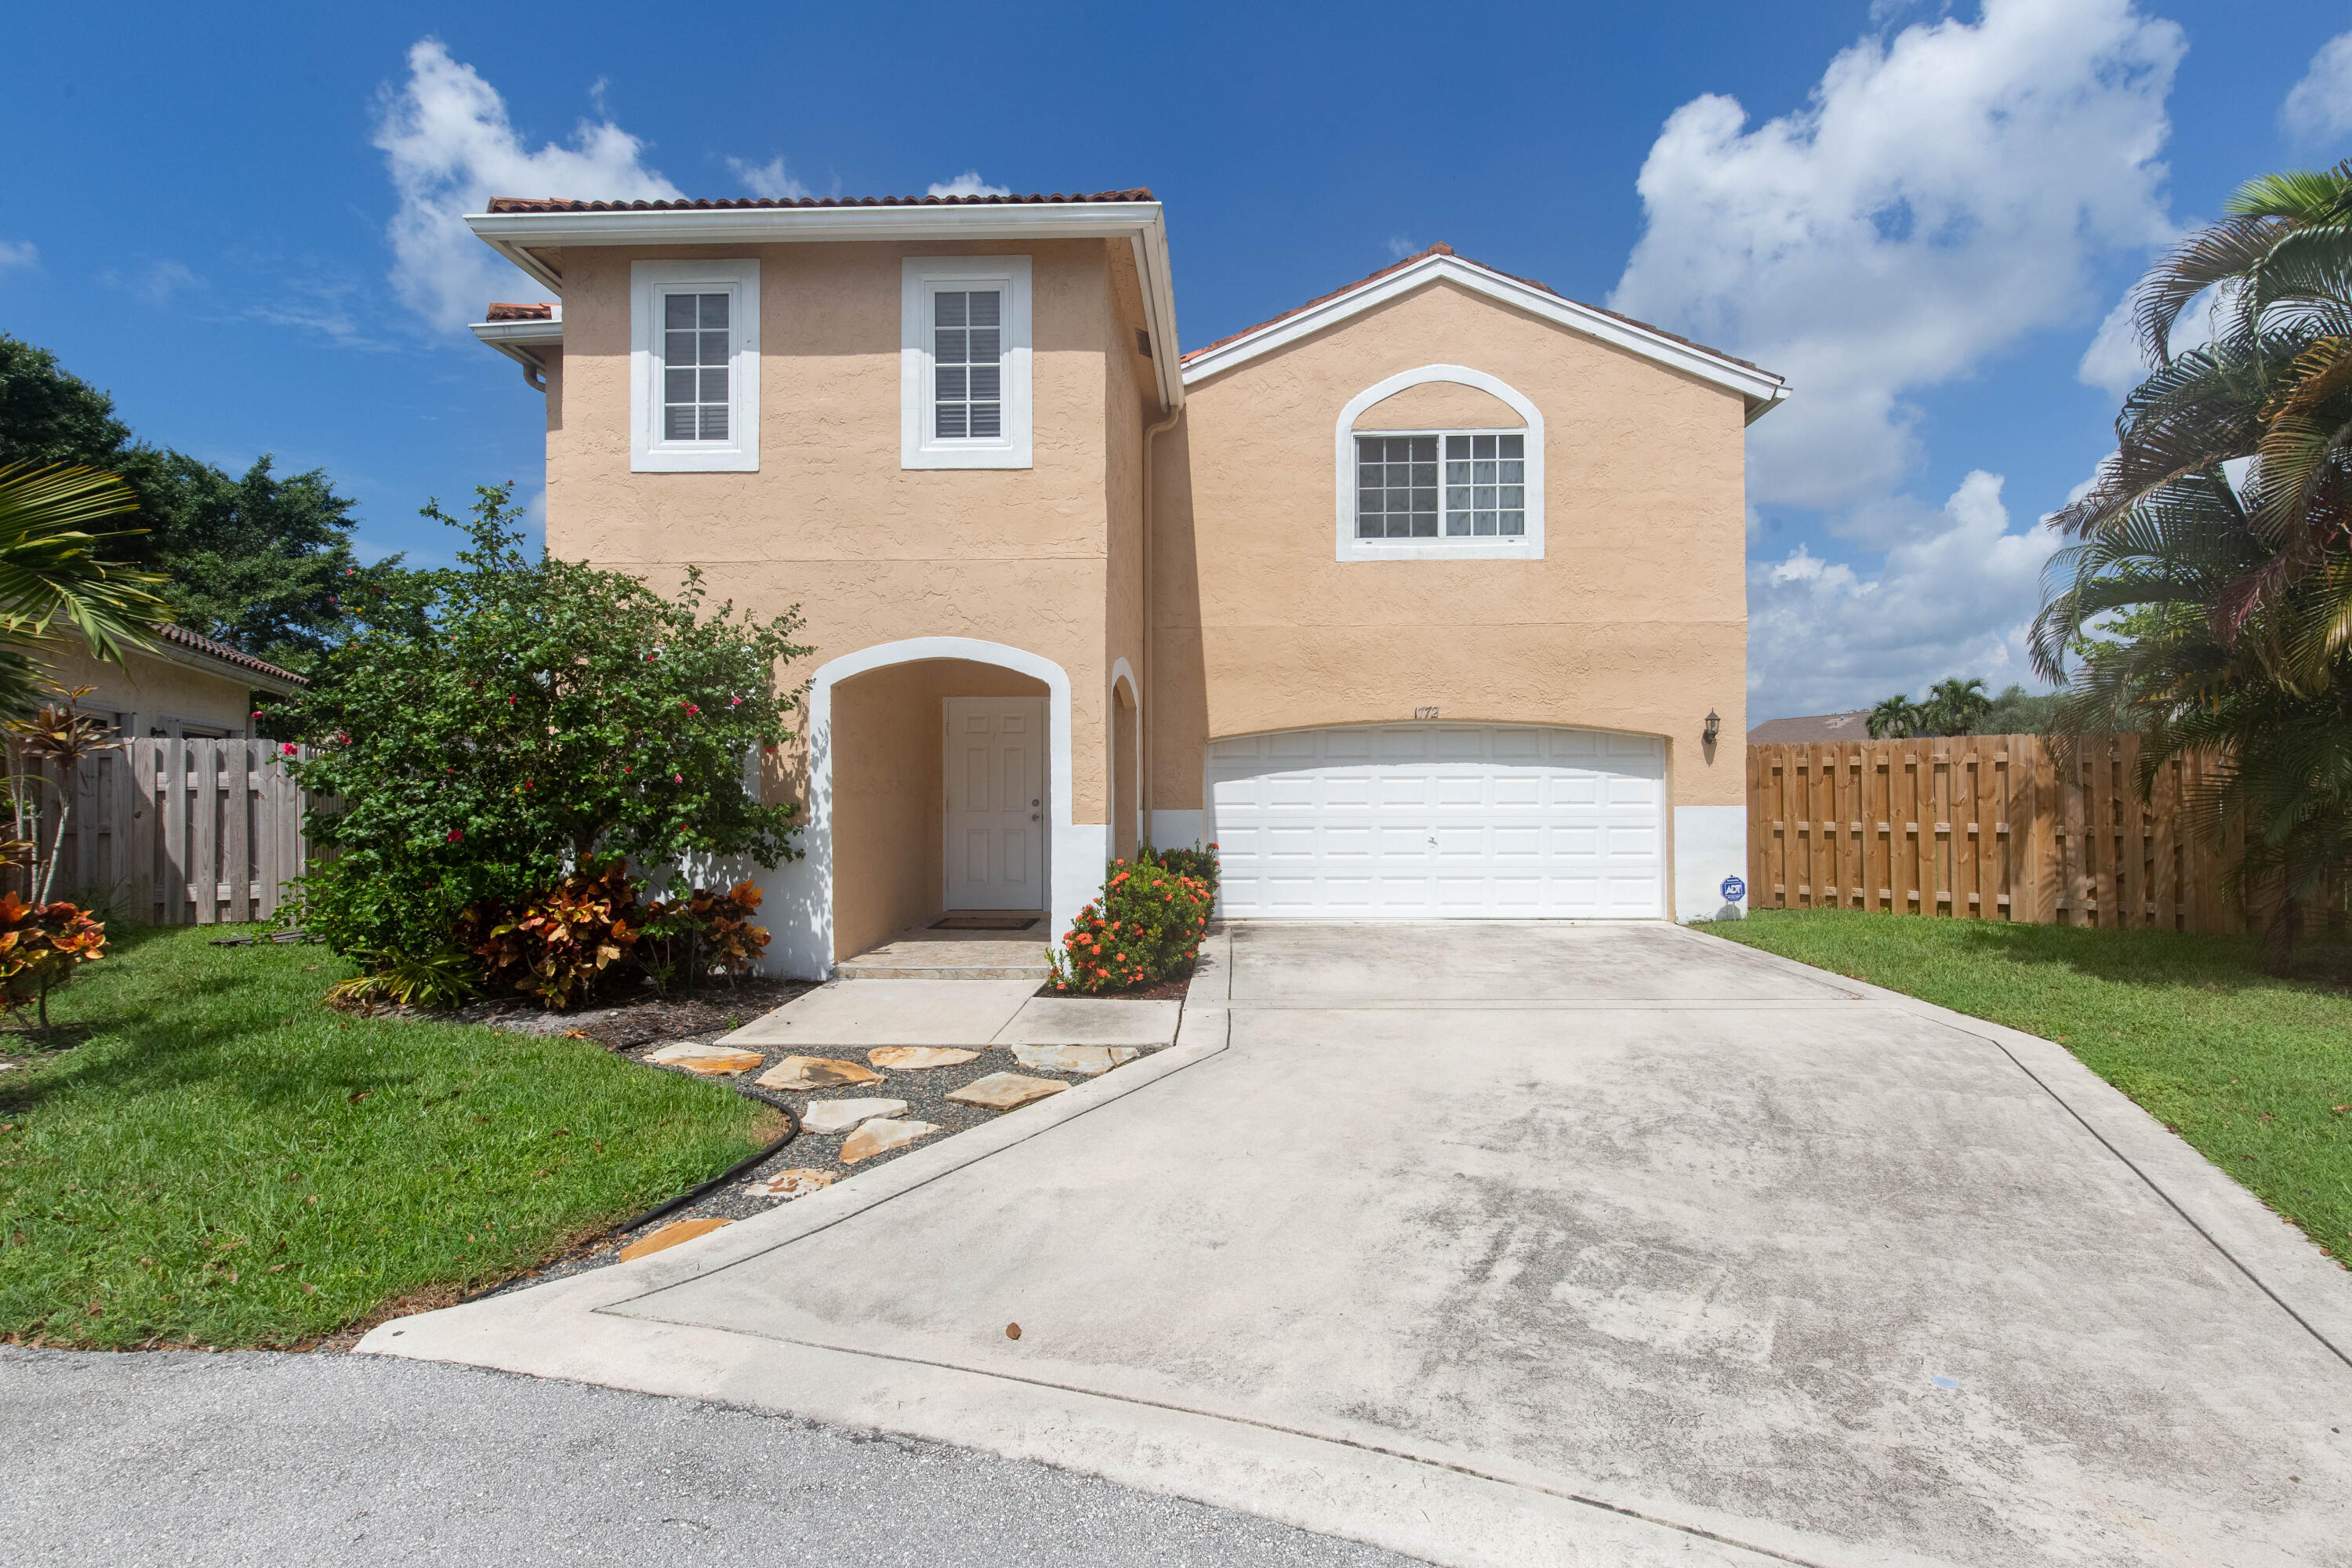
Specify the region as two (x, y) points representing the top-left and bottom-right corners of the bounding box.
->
(485, 188), (1155, 215)
(156, 623), (307, 688)
(1180, 242), (1767, 377)
(484, 302), (554, 321)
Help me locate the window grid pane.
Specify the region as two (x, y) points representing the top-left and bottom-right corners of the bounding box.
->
(934, 288), (1004, 440)
(660, 292), (731, 442)
(1439, 430), (1526, 537)
(1367, 432), (1527, 539)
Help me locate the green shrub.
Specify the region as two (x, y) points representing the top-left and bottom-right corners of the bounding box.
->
(641, 879), (771, 993)
(324, 946), (478, 1011)
(276, 483), (810, 963)
(1049, 858), (1212, 995)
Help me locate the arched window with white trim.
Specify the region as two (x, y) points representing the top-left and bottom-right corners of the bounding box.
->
(1332, 365), (1545, 562)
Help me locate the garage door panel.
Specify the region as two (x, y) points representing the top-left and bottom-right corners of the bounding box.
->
(1207, 724), (1665, 920)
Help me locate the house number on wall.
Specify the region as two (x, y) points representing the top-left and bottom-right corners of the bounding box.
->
(1413, 706), (1440, 720)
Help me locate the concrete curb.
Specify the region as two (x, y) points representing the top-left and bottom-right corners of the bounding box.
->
(1673, 921), (2352, 1368)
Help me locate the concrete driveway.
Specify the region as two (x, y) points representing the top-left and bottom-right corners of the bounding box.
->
(365, 922), (2352, 1567)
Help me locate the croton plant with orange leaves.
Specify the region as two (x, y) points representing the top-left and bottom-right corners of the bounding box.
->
(0, 890), (106, 1027)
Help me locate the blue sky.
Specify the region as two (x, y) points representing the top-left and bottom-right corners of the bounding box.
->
(5, 0), (2350, 720)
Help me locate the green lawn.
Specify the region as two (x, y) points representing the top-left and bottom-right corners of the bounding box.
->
(1705, 909), (2352, 1265)
(0, 924), (771, 1349)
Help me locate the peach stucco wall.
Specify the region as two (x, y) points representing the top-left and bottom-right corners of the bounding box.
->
(1351, 378), (1525, 430)
(829, 659), (1047, 961)
(540, 238), (1131, 829)
(1152, 278), (1748, 814)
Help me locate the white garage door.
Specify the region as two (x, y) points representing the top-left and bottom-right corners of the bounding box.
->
(1206, 724), (1664, 919)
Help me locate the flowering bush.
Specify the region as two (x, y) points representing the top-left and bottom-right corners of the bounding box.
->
(1138, 840), (1219, 902)
(1048, 858), (1213, 995)
(0, 892), (107, 1027)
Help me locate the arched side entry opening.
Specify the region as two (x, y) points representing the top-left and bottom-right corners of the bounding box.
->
(758, 637), (1087, 978)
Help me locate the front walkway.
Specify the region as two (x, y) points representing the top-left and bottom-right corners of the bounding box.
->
(364, 923), (2352, 1567)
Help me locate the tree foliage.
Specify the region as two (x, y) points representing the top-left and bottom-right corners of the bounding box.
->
(1864, 676), (2049, 739)
(282, 485), (811, 960)
(2033, 159), (2352, 965)
(0, 335), (390, 673)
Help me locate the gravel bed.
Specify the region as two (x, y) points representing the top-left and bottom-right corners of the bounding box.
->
(475, 1018), (1178, 1297)
(345, 977), (816, 1049)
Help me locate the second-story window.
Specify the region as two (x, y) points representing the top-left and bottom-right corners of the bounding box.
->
(902, 256), (1033, 470)
(932, 289), (1002, 439)
(663, 292), (731, 441)
(629, 259), (758, 474)
(1355, 431), (1526, 541)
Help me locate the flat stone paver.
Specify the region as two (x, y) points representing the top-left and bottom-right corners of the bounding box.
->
(796, 1098), (909, 1134)
(1009, 1044), (1140, 1076)
(994, 996), (1181, 1046)
(840, 1117), (943, 1163)
(754, 1054), (884, 1091)
(869, 1046), (982, 1070)
(725, 979), (1038, 1047)
(946, 1072), (1069, 1111)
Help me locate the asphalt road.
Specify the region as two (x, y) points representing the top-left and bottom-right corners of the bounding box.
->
(0, 1347), (1421, 1567)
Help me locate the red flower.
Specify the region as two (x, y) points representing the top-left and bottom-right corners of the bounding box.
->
(681, 702), (699, 714)
(280, 742), (298, 756)
(251, 710), (264, 720)
(447, 829), (464, 844)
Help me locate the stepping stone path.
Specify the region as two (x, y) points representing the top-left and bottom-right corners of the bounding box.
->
(947, 1073), (1069, 1111)
(618, 1216), (731, 1260)
(868, 1046), (980, 1070)
(742, 1168), (836, 1201)
(840, 1117), (943, 1163)
(757, 1055), (884, 1091)
(646, 1042), (766, 1076)
(797, 1098), (909, 1134)
(1009, 1044), (1139, 1076)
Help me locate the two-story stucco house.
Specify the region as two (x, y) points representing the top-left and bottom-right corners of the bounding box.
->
(463, 189), (1784, 978)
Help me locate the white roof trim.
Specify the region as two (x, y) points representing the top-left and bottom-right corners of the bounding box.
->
(469, 316), (561, 377)
(464, 202), (1182, 409)
(1181, 252), (1788, 421)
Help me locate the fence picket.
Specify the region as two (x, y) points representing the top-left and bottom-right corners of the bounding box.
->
(1744, 735), (2243, 933)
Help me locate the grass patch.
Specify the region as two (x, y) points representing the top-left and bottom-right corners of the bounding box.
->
(1704, 909), (2352, 1264)
(0, 924), (770, 1348)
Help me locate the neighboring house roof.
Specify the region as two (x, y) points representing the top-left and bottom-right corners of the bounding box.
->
(1747, 710), (1871, 745)
(464, 190), (1181, 410)
(1179, 244), (1788, 422)
(483, 189), (1156, 214)
(151, 623), (308, 693)
(483, 302), (554, 321)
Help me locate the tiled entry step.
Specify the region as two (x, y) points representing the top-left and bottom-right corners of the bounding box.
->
(837, 913), (1051, 980)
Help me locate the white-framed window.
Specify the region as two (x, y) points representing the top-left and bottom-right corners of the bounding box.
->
(1355, 431), (1527, 540)
(1333, 365), (1545, 562)
(630, 259), (759, 473)
(902, 256), (1033, 469)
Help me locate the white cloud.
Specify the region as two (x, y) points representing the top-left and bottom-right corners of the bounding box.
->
(1611, 0), (2182, 514)
(372, 37), (681, 332)
(1384, 234), (1420, 261)
(728, 155), (811, 201)
(1747, 470), (2062, 715)
(103, 259), (203, 306)
(927, 170), (1011, 198)
(2283, 31), (2352, 145)
(0, 240), (36, 276)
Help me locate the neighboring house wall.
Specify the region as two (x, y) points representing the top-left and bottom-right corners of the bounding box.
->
(39, 644), (261, 736)
(1150, 278), (1750, 911)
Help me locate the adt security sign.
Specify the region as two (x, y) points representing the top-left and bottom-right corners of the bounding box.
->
(1720, 874), (1747, 903)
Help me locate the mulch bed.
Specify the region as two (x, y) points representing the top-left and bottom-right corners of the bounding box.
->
(1033, 960), (1195, 1001)
(335, 977), (818, 1051)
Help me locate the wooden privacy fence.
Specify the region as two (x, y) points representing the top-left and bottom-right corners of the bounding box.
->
(6, 739), (332, 925)
(1746, 735), (2246, 932)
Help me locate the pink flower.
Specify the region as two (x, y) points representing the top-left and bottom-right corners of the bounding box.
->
(672, 773), (683, 784)
(682, 702), (700, 715)
(729, 695), (742, 706)
(251, 710), (263, 720)
(447, 829), (464, 844)
(280, 742), (298, 756)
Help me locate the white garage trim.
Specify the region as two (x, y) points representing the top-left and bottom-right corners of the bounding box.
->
(1207, 723), (1664, 920)
(747, 637), (1098, 978)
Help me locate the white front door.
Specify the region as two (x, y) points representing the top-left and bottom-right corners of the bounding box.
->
(943, 697), (1046, 909)
(1206, 724), (1665, 919)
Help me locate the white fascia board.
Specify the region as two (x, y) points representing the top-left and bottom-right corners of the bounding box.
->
(465, 204), (1183, 409)
(468, 317), (562, 372)
(1180, 252), (1787, 417)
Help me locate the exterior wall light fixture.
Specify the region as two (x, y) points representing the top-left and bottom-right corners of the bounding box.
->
(1704, 710), (1721, 746)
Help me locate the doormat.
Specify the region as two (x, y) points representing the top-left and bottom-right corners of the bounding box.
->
(929, 916), (1040, 931)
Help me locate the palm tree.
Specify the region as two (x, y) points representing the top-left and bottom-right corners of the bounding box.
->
(1867, 694), (1918, 739)
(2034, 162), (2352, 965)
(0, 463), (171, 711)
(1922, 676), (1992, 735)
